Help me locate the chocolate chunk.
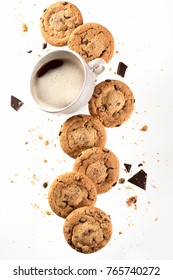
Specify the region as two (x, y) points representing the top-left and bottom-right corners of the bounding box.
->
(124, 163), (132, 173)
(42, 42), (47, 50)
(127, 169), (147, 190)
(11, 95), (24, 111)
(27, 50), (32, 53)
(43, 182), (48, 188)
(138, 163), (143, 167)
(117, 62), (128, 77)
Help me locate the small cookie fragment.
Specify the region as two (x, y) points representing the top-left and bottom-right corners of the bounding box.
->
(22, 23), (28, 32)
(40, 2), (83, 46)
(140, 125), (148, 132)
(73, 147), (119, 194)
(63, 206), (112, 253)
(59, 114), (107, 158)
(11, 95), (24, 111)
(89, 80), (135, 127)
(68, 22), (114, 63)
(126, 196), (137, 207)
(127, 169), (147, 190)
(48, 172), (97, 218)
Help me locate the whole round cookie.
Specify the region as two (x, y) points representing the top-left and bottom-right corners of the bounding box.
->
(68, 22), (114, 63)
(89, 79), (135, 127)
(40, 2), (83, 46)
(59, 114), (107, 158)
(63, 206), (112, 253)
(73, 147), (119, 194)
(48, 172), (97, 218)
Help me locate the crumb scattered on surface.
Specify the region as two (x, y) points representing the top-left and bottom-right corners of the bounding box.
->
(31, 203), (39, 209)
(44, 140), (49, 146)
(22, 23), (28, 32)
(154, 217), (159, 222)
(140, 125), (148, 131)
(38, 134), (43, 140)
(126, 196), (137, 207)
(118, 231), (123, 234)
(45, 210), (53, 216)
(119, 178), (125, 184)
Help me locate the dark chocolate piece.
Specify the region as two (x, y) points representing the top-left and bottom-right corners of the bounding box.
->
(124, 163), (132, 173)
(127, 169), (147, 190)
(138, 163), (143, 167)
(43, 182), (48, 188)
(42, 42), (47, 49)
(27, 50), (32, 53)
(11, 95), (24, 111)
(117, 62), (128, 77)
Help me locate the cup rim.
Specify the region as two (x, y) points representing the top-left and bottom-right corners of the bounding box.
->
(30, 49), (87, 113)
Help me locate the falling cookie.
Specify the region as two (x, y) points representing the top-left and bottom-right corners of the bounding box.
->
(59, 114), (107, 158)
(63, 206), (112, 253)
(88, 79), (135, 127)
(48, 172), (97, 218)
(68, 22), (114, 63)
(73, 147), (119, 194)
(40, 2), (83, 46)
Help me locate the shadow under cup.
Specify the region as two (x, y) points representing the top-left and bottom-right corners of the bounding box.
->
(30, 51), (86, 113)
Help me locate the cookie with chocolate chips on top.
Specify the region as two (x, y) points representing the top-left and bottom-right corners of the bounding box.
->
(73, 147), (119, 194)
(89, 79), (135, 127)
(68, 22), (114, 63)
(40, 2), (83, 46)
(63, 206), (112, 253)
(48, 172), (97, 218)
(59, 114), (107, 158)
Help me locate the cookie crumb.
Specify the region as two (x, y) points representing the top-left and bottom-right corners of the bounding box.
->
(45, 210), (53, 216)
(154, 217), (159, 222)
(38, 134), (43, 140)
(119, 178), (125, 184)
(126, 196), (137, 207)
(22, 23), (28, 32)
(118, 231), (123, 234)
(44, 140), (49, 146)
(140, 125), (148, 131)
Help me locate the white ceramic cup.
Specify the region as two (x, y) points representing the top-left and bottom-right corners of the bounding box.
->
(30, 50), (106, 114)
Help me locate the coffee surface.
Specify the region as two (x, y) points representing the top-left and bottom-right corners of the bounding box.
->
(33, 58), (84, 110)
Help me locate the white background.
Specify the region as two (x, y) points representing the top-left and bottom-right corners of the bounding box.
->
(0, 0), (173, 264)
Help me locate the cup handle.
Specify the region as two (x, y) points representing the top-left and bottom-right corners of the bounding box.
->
(88, 58), (106, 76)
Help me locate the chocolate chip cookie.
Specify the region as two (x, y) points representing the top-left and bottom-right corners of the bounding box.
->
(59, 114), (107, 158)
(73, 147), (119, 194)
(48, 172), (97, 218)
(68, 22), (114, 63)
(40, 2), (83, 46)
(63, 206), (112, 253)
(88, 79), (135, 127)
